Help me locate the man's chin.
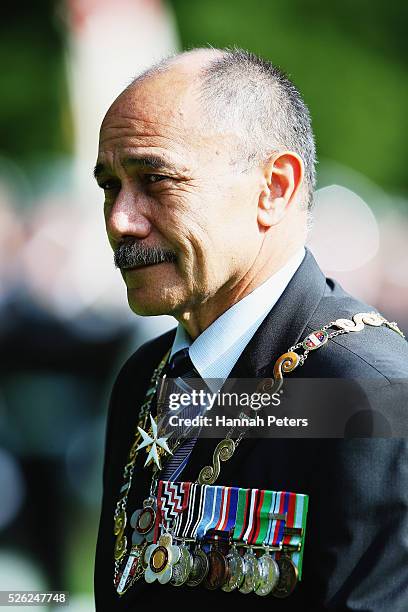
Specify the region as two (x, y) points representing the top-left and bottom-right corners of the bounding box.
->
(127, 290), (177, 317)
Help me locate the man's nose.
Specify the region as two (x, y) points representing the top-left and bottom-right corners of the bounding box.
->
(105, 188), (151, 243)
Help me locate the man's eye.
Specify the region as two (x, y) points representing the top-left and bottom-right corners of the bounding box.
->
(100, 180), (118, 191)
(145, 174), (169, 184)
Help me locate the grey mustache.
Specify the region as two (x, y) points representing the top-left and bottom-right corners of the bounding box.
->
(114, 242), (177, 269)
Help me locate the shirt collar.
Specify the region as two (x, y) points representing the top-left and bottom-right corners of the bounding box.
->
(171, 247), (305, 392)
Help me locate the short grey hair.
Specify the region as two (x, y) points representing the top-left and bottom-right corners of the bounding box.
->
(131, 47), (317, 210)
(199, 48), (317, 210)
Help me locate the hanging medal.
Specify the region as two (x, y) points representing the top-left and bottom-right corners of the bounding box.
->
(114, 494), (157, 595)
(169, 482), (230, 590)
(273, 554), (298, 598)
(256, 550), (280, 597)
(272, 491), (308, 598)
(203, 539), (228, 590)
(143, 480), (192, 585)
(115, 542), (148, 595)
(239, 547), (261, 594)
(130, 496), (157, 545)
(186, 544), (209, 587)
(254, 490), (283, 596)
(115, 490), (158, 594)
(193, 485), (229, 590)
(170, 540), (193, 587)
(170, 482), (208, 586)
(209, 486), (244, 593)
(185, 484), (214, 587)
(233, 488), (273, 594)
(222, 544), (245, 592)
(144, 532), (181, 584)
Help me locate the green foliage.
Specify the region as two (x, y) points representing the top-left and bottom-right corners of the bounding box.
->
(0, 3), (71, 182)
(170, 0), (408, 194)
(0, 1), (406, 195)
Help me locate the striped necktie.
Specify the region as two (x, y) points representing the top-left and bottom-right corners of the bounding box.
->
(164, 347), (197, 379)
(157, 348), (204, 481)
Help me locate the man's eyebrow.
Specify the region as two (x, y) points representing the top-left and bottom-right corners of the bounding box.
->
(124, 155), (182, 173)
(93, 155), (183, 180)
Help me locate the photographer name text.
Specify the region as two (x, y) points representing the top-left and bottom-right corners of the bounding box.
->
(167, 414), (308, 428)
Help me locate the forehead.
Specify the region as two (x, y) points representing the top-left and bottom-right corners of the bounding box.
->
(98, 74), (203, 167)
(97, 70), (237, 172)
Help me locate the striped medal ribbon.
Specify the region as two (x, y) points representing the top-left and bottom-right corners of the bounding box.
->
(195, 484), (239, 553)
(172, 482), (207, 540)
(233, 489), (286, 547)
(263, 491), (288, 549)
(195, 484), (220, 540)
(212, 486), (240, 534)
(276, 492), (309, 579)
(154, 480), (192, 541)
(161, 483), (240, 542)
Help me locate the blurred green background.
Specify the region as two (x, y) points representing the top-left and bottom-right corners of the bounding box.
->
(2, 0), (407, 198)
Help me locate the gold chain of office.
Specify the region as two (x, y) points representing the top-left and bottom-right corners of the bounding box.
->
(113, 311), (404, 575)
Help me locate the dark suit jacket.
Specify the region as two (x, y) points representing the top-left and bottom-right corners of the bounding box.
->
(95, 250), (408, 610)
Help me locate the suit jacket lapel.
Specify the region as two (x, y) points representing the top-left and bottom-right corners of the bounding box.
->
(227, 248), (326, 380)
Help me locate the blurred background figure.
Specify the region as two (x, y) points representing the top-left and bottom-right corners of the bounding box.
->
(0, 0), (407, 607)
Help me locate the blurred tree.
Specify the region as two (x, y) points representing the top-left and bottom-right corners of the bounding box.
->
(170, 0), (408, 196)
(0, 1), (71, 184)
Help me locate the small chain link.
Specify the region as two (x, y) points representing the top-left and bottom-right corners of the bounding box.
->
(288, 342), (302, 352)
(328, 329), (347, 339)
(112, 350), (170, 585)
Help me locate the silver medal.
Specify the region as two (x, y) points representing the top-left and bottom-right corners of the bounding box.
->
(255, 553), (280, 596)
(222, 546), (245, 592)
(239, 549), (261, 594)
(170, 544), (193, 587)
(186, 547), (209, 587)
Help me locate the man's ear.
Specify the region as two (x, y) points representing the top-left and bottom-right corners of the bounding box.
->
(258, 151), (304, 228)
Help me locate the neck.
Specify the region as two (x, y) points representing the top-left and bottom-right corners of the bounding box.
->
(176, 243), (304, 340)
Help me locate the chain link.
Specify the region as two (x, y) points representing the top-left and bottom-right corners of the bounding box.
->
(225, 316), (391, 446)
(112, 350), (170, 584)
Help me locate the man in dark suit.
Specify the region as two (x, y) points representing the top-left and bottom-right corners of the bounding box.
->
(94, 47), (408, 610)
